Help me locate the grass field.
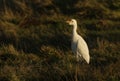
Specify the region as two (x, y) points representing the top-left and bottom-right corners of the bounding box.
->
(0, 0), (120, 81)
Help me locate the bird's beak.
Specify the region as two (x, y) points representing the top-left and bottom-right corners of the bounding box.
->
(66, 20), (70, 24)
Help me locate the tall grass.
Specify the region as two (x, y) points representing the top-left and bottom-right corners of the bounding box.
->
(0, 0), (120, 81)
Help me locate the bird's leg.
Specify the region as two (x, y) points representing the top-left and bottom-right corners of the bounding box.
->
(76, 53), (79, 62)
(75, 54), (79, 81)
(75, 61), (79, 81)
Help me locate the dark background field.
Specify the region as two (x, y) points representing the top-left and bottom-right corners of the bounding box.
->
(0, 0), (120, 81)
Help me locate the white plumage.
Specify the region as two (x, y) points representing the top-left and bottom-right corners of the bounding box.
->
(66, 19), (90, 64)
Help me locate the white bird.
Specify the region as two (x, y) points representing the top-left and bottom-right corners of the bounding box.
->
(66, 19), (90, 64)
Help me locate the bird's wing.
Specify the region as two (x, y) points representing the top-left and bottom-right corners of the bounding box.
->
(77, 36), (90, 64)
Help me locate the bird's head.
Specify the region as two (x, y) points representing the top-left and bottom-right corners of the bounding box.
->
(66, 19), (77, 26)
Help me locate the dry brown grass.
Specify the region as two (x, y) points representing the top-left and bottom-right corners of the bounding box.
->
(0, 0), (120, 81)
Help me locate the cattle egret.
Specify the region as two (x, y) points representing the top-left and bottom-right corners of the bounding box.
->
(66, 19), (90, 64)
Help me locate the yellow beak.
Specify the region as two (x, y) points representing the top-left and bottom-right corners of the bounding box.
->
(66, 20), (70, 23)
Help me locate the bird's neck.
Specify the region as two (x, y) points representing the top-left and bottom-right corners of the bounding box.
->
(73, 24), (77, 35)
